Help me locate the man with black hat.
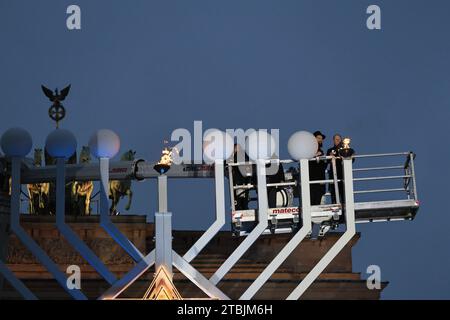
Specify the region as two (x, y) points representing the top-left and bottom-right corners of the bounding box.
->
(309, 131), (327, 205)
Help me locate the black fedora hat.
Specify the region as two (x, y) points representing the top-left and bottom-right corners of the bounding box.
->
(313, 131), (326, 139)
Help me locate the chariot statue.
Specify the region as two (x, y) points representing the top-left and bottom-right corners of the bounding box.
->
(71, 146), (94, 216)
(27, 149), (50, 215)
(109, 150), (135, 215)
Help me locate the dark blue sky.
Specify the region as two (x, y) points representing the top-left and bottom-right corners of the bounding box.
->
(1, 0), (449, 299)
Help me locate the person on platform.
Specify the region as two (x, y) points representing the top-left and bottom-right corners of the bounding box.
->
(228, 143), (286, 210)
(326, 134), (355, 204)
(309, 131), (327, 205)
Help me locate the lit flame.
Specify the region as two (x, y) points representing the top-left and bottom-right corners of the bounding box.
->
(156, 145), (178, 167)
(343, 137), (351, 149)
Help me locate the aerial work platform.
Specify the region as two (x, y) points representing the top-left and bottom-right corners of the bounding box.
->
(228, 152), (419, 236)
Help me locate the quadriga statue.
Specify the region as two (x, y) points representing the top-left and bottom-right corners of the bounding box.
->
(109, 150), (135, 215)
(71, 146), (94, 216)
(27, 149), (50, 215)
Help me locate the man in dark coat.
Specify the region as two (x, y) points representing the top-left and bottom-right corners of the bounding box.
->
(309, 131), (328, 205)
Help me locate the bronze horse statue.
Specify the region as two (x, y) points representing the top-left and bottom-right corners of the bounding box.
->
(109, 150), (135, 215)
(27, 149), (50, 215)
(71, 146), (94, 216)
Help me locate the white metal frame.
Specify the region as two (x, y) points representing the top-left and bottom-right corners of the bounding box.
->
(55, 158), (117, 286)
(287, 158), (356, 299)
(100, 160), (230, 300)
(210, 159), (268, 286)
(5, 151), (417, 300)
(240, 158), (312, 299)
(9, 157), (87, 300)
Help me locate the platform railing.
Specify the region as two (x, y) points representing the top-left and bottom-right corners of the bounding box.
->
(351, 152), (417, 201)
(228, 151), (418, 209)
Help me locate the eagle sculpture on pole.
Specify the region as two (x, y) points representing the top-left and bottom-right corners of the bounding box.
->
(41, 84), (71, 128)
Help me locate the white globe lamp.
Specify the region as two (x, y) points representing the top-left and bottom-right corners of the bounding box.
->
(245, 130), (277, 161)
(287, 131), (318, 160)
(203, 129), (234, 163)
(45, 129), (77, 159)
(1, 127), (32, 157)
(89, 129), (121, 159)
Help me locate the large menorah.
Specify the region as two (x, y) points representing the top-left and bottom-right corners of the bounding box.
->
(0, 127), (415, 300)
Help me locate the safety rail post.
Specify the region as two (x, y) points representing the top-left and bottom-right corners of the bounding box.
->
(403, 154), (411, 198)
(409, 153), (418, 201)
(228, 164), (236, 213)
(331, 157), (341, 205)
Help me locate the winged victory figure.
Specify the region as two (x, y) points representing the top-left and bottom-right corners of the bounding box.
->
(41, 84), (71, 128)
